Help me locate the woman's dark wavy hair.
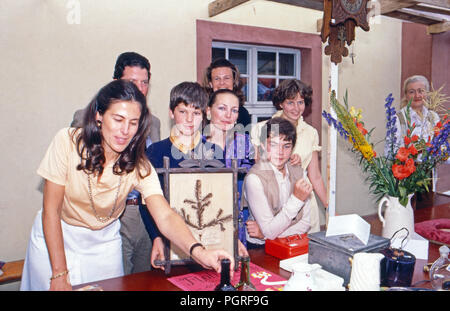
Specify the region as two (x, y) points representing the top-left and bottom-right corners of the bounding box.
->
(73, 79), (151, 178)
(272, 79), (313, 110)
(202, 58), (245, 106)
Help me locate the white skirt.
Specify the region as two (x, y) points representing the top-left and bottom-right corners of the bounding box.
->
(20, 209), (124, 291)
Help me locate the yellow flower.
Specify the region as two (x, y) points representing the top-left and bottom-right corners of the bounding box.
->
(349, 106), (363, 122)
(354, 143), (375, 162)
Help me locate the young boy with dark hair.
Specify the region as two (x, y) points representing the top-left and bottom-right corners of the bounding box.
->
(140, 82), (208, 269)
(146, 82), (208, 168)
(244, 117), (313, 249)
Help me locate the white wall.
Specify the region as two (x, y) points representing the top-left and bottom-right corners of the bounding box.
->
(330, 17), (402, 216)
(0, 0), (402, 289)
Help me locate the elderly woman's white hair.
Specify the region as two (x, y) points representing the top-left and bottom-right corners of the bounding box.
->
(400, 75), (430, 108)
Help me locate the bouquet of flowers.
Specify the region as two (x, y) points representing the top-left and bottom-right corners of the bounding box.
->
(322, 91), (449, 207)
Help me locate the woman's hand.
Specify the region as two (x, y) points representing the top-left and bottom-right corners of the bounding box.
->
(150, 237), (166, 270)
(191, 247), (235, 279)
(289, 153), (302, 166)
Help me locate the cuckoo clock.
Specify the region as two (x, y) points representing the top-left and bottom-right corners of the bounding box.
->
(321, 0), (371, 64)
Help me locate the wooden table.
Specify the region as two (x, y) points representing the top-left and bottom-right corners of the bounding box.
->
(74, 199), (449, 291)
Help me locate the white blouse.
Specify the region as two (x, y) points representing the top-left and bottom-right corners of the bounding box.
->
(385, 106), (439, 157)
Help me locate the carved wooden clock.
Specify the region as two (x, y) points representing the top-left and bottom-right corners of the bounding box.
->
(321, 0), (371, 64)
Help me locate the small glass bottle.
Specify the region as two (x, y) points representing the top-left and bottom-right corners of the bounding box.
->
(429, 245), (450, 291)
(214, 259), (236, 291)
(235, 256), (256, 291)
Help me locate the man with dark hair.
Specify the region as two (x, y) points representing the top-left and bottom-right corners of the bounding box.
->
(71, 52), (160, 142)
(70, 52), (161, 275)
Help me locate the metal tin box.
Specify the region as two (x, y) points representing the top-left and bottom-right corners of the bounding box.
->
(308, 231), (390, 286)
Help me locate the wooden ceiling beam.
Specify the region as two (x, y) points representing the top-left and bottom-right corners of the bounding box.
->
(378, 0), (417, 14)
(411, 3), (450, 15)
(384, 10), (438, 24)
(208, 0), (250, 17)
(427, 20), (450, 33)
(266, 0), (323, 11)
(398, 7), (448, 21)
(417, 0), (450, 10)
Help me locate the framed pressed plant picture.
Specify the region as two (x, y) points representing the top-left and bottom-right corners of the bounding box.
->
(154, 157), (243, 274)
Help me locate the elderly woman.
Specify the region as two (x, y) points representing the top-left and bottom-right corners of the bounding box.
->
(21, 80), (233, 291)
(384, 75), (439, 157)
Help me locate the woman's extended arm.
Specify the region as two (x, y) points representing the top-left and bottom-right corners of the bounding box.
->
(144, 194), (234, 275)
(42, 180), (72, 291)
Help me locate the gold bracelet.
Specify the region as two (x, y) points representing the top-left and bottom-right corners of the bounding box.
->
(50, 270), (69, 281)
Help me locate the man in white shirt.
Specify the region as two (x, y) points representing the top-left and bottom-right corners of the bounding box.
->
(244, 117), (313, 249)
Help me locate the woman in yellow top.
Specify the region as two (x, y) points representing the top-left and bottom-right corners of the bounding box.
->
(249, 79), (328, 233)
(21, 80), (233, 291)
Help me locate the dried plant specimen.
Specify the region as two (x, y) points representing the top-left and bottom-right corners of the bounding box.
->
(179, 179), (232, 240)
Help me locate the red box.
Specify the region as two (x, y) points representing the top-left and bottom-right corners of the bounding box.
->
(265, 234), (309, 259)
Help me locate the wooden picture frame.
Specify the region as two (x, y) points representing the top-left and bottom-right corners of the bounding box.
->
(154, 157), (244, 274)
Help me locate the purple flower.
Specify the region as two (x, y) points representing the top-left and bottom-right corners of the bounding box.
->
(424, 121), (450, 163)
(384, 93), (398, 159)
(322, 110), (349, 139)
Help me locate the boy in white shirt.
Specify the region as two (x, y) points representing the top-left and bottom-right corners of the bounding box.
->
(244, 117), (313, 249)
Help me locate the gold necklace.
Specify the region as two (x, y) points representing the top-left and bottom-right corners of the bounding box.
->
(87, 174), (122, 223)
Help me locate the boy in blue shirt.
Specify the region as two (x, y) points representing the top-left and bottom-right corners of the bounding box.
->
(144, 82), (209, 269)
(147, 82), (207, 169)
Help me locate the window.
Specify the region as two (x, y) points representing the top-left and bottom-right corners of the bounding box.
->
(212, 42), (301, 123)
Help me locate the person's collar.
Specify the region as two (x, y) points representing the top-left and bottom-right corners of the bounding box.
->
(169, 128), (201, 154)
(406, 105), (430, 121)
(269, 162), (289, 179)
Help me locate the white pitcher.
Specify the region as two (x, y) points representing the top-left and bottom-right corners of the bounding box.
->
(283, 262), (321, 291)
(378, 194), (415, 240)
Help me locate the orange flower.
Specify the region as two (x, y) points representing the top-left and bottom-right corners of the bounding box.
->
(408, 144), (418, 156)
(404, 158), (416, 174)
(411, 135), (419, 142)
(392, 164), (411, 180)
(356, 122), (368, 135)
(392, 158), (415, 180)
(404, 136), (411, 146)
(396, 147), (410, 162)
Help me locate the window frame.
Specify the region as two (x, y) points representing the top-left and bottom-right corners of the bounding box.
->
(196, 20), (322, 134)
(211, 42), (301, 122)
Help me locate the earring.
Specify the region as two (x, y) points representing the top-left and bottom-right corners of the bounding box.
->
(96, 120), (102, 128)
(207, 113), (211, 121)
